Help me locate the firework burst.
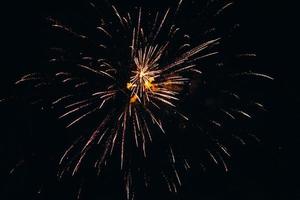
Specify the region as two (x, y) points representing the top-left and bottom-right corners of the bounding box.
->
(9, 0), (273, 199)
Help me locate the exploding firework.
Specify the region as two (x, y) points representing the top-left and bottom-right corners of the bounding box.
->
(8, 0), (273, 199)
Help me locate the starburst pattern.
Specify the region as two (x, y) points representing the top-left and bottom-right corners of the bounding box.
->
(9, 0), (273, 199)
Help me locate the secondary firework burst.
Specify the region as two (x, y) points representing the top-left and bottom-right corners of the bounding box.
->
(11, 0), (273, 199)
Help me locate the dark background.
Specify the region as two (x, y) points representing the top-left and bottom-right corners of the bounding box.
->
(1, 0), (299, 199)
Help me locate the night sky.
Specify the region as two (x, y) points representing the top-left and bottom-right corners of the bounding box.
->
(1, 0), (299, 199)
